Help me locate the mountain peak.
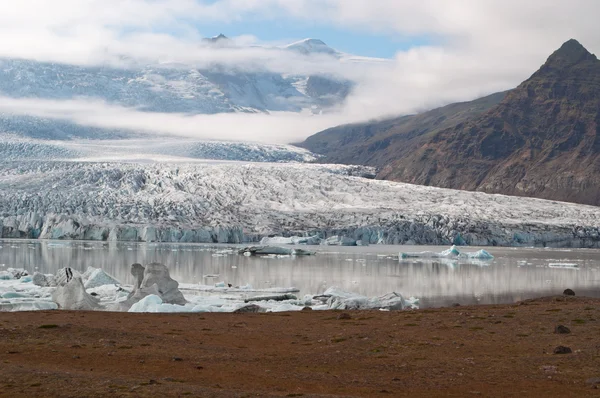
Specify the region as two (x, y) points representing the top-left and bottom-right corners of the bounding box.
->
(202, 34), (230, 46)
(543, 39), (597, 69)
(285, 38), (338, 56)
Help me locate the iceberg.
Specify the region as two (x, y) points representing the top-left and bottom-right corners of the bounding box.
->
(51, 270), (100, 311)
(259, 235), (322, 245)
(238, 246), (315, 256)
(126, 263), (187, 306)
(315, 287), (417, 311)
(548, 263), (579, 269)
(83, 268), (121, 289)
(321, 236), (357, 246)
(400, 245), (494, 261)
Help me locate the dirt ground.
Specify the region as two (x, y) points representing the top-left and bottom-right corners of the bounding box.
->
(1, 296), (599, 397)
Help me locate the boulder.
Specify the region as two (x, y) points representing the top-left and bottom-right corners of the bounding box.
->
(233, 304), (263, 313)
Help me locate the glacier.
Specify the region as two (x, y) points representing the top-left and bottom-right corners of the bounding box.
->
(1, 161), (600, 248)
(0, 134), (318, 163)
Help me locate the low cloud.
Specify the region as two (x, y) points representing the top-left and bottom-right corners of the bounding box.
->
(0, 1), (598, 143)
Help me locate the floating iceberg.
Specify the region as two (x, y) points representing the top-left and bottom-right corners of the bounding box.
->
(321, 236), (357, 246)
(548, 263), (579, 269)
(238, 246), (315, 256)
(259, 235), (322, 246)
(400, 245), (494, 261)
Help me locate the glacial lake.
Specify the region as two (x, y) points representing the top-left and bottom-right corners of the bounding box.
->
(1, 239), (600, 308)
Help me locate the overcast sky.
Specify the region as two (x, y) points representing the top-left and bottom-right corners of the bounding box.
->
(0, 0), (599, 143)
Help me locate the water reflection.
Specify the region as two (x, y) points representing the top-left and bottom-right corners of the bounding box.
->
(1, 240), (599, 308)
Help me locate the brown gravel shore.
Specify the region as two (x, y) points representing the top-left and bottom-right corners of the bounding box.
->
(1, 296), (599, 397)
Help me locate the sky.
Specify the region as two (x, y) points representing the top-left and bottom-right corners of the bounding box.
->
(0, 0), (599, 144)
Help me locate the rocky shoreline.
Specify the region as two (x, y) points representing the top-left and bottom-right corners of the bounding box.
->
(1, 296), (599, 397)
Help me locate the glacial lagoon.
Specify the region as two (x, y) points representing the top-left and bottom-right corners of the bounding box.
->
(1, 239), (600, 308)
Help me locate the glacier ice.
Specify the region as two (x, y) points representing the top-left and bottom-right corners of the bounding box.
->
(2, 162), (599, 247)
(321, 236), (358, 246)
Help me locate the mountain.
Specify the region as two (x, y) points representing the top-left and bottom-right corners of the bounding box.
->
(380, 39), (600, 205)
(0, 36), (364, 162)
(301, 39), (600, 206)
(0, 37), (363, 141)
(297, 91), (507, 168)
(284, 38), (339, 57)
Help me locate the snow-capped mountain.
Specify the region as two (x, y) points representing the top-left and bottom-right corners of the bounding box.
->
(0, 36), (361, 118)
(284, 38), (340, 57)
(0, 35), (373, 162)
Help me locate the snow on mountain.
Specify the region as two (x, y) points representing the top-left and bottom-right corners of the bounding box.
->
(0, 36), (364, 119)
(284, 38), (339, 57)
(0, 37), (365, 156)
(1, 161), (599, 247)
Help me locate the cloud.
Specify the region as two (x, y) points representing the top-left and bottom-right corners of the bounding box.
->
(0, 1), (598, 143)
(0, 96), (349, 144)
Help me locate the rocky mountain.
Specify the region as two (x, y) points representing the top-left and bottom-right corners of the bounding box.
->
(297, 91), (506, 167)
(301, 39), (600, 206)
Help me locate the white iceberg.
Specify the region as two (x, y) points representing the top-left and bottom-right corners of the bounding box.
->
(316, 287), (417, 311)
(83, 268), (121, 289)
(400, 245), (494, 261)
(259, 235), (322, 246)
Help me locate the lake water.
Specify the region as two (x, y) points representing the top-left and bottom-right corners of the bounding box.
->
(1, 240), (599, 308)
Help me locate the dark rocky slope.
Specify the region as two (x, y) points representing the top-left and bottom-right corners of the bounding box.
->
(301, 39), (600, 206)
(380, 39), (600, 206)
(298, 91), (506, 168)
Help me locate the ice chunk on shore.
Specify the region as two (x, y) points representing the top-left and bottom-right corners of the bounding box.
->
(129, 294), (193, 313)
(0, 300), (58, 312)
(127, 263), (187, 306)
(316, 287), (415, 311)
(400, 245), (494, 260)
(83, 268), (121, 289)
(52, 272), (100, 310)
(33, 272), (55, 287)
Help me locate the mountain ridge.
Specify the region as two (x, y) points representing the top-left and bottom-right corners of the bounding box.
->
(300, 39), (600, 206)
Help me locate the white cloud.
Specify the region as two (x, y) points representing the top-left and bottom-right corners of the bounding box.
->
(0, 1), (598, 143)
